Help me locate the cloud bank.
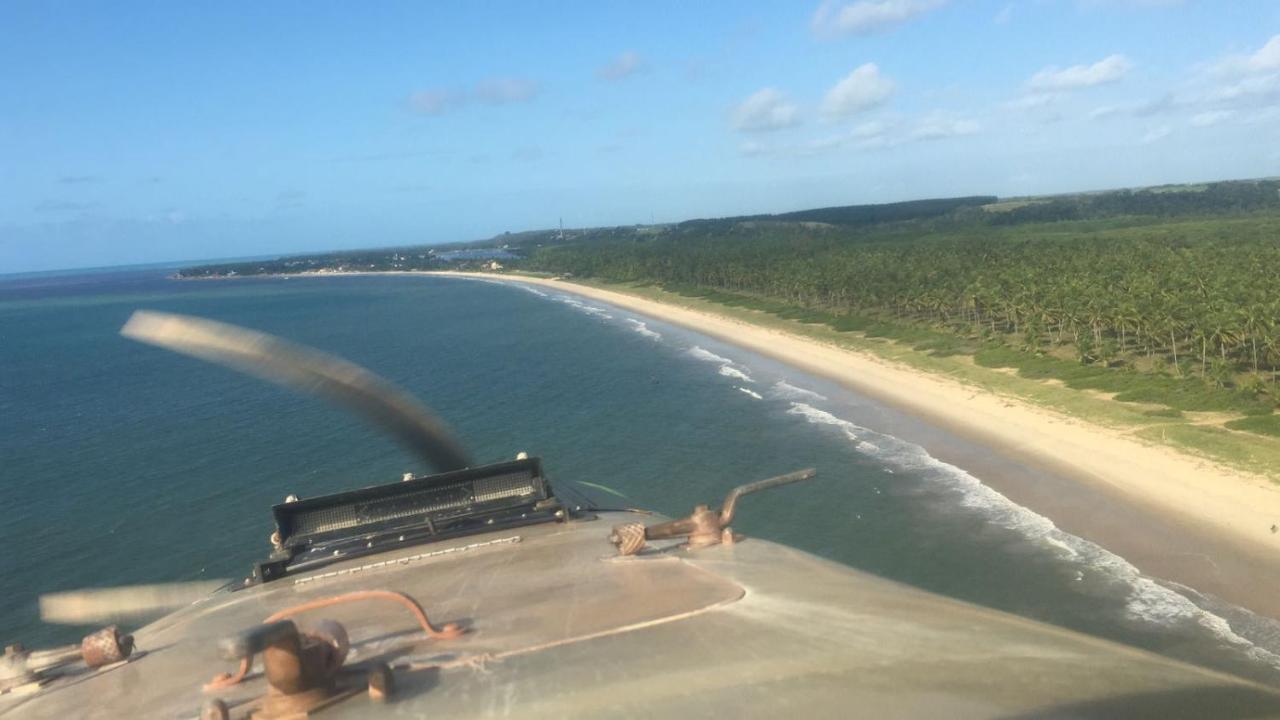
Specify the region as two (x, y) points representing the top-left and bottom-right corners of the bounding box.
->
(812, 0), (946, 37)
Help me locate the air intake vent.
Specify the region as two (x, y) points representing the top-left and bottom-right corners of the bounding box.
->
(272, 458), (551, 550)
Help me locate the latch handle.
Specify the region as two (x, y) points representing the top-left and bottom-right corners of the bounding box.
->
(610, 468), (816, 555)
(719, 468), (815, 526)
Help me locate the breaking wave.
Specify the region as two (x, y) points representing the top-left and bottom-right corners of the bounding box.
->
(785, 400), (1280, 673)
(553, 295), (612, 319)
(738, 387), (764, 400)
(688, 346), (733, 364)
(626, 319), (661, 340)
(687, 346), (756, 383)
(772, 380), (827, 402)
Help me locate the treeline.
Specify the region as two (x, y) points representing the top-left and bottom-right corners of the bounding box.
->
(523, 213), (1280, 401)
(179, 249), (453, 278)
(683, 195), (998, 229)
(990, 179), (1280, 225)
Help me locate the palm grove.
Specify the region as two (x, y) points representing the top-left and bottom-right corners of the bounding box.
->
(521, 181), (1280, 423)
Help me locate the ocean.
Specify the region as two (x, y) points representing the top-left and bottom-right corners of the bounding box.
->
(3, 269), (1280, 686)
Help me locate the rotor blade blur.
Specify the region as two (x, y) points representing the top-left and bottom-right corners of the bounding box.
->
(39, 581), (227, 625)
(120, 310), (473, 472)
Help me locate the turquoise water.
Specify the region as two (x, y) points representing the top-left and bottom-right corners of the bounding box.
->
(3, 271), (1280, 685)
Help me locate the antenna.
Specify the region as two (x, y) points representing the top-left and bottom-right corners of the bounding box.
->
(558, 216), (564, 241)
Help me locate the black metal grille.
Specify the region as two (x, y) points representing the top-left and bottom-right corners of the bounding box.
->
(273, 459), (548, 547)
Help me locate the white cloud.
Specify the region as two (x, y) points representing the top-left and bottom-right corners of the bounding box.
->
(409, 77), (539, 114)
(1189, 110), (1234, 128)
(1209, 72), (1280, 104)
(1027, 54), (1132, 91)
(911, 114), (981, 140)
(408, 89), (463, 115)
(474, 77), (540, 104)
(1140, 125), (1171, 144)
(730, 88), (801, 132)
(1246, 35), (1280, 72)
(821, 64), (895, 119)
(1211, 34), (1280, 76)
(597, 51), (645, 82)
(1004, 92), (1061, 111)
(812, 0), (946, 37)
(1187, 35), (1280, 113)
(736, 110), (977, 158)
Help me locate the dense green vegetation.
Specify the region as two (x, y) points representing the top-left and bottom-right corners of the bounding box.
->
(686, 195), (997, 227)
(522, 180), (1280, 426)
(989, 181), (1280, 225)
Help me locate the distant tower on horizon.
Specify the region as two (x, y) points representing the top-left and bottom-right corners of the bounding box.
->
(558, 217), (564, 241)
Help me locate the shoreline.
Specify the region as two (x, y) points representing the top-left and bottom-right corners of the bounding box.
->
(229, 270), (1280, 621)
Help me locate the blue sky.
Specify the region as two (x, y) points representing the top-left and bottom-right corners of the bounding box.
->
(3, 1), (1279, 272)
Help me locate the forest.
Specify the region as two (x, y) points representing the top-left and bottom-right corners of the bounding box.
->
(521, 180), (1280, 424)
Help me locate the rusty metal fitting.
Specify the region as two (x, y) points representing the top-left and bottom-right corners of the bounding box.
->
(204, 590), (461, 697)
(609, 522), (647, 556)
(216, 619), (348, 718)
(304, 619), (350, 675)
(609, 469), (816, 556)
(81, 626), (134, 668)
(222, 620), (341, 694)
(367, 662), (394, 702)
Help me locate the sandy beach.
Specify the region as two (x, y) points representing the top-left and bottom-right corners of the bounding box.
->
(411, 270), (1280, 621)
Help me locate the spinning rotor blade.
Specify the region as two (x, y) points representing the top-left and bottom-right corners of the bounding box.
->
(39, 581), (227, 625)
(121, 311), (473, 473)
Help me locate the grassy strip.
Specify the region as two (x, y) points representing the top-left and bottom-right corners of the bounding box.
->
(1225, 415), (1280, 437)
(972, 346), (1273, 415)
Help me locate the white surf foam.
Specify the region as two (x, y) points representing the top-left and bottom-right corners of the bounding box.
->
(688, 346), (756, 383)
(784, 400), (1280, 671)
(772, 380), (828, 402)
(518, 285), (549, 297)
(785, 402), (863, 442)
(688, 346), (733, 364)
(718, 365), (755, 382)
(553, 295), (612, 319)
(626, 319), (661, 340)
(738, 387), (764, 400)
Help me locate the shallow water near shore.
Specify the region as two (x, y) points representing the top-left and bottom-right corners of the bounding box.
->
(4, 269), (1280, 686)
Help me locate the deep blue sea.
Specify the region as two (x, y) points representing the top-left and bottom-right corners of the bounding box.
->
(4, 269), (1280, 685)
